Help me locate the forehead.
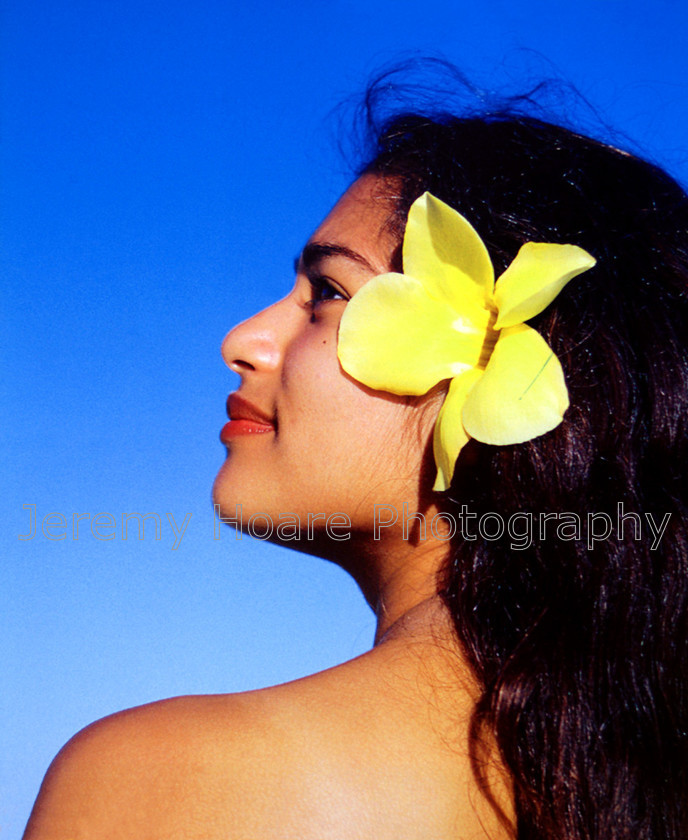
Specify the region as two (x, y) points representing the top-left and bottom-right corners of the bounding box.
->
(308, 175), (399, 275)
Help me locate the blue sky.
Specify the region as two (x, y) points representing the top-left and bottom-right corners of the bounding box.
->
(3, 0), (687, 834)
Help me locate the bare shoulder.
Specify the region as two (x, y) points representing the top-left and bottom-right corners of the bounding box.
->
(23, 693), (269, 839)
(24, 647), (512, 840)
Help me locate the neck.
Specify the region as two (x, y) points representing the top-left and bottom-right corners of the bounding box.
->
(292, 499), (455, 645)
(343, 521), (454, 644)
(374, 592), (452, 645)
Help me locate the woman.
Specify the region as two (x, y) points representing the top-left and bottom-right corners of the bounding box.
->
(24, 78), (688, 839)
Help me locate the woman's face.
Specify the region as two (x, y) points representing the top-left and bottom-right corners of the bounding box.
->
(213, 175), (439, 552)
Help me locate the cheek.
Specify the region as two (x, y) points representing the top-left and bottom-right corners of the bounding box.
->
(328, 381), (432, 491)
(285, 331), (400, 428)
(281, 329), (439, 505)
(283, 328), (357, 415)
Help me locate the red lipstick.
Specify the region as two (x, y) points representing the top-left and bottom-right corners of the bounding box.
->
(221, 394), (275, 442)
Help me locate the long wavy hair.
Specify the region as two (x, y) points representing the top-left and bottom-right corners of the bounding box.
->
(360, 69), (688, 839)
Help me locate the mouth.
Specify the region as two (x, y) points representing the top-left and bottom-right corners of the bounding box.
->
(220, 393), (276, 443)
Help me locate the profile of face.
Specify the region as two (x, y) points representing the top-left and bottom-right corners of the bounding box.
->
(213, 175), (442, 558)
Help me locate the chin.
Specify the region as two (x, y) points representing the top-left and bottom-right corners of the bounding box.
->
(211, 460), (230, 509)
(211, 460), (251, 523)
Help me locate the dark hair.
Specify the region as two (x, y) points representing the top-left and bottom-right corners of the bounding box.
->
(361, 71), (688, 839)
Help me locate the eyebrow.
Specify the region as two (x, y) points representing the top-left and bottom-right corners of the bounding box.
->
(294, 241), (376, 275)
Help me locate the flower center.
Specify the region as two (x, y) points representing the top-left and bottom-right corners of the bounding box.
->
(477, 310), (500, 370)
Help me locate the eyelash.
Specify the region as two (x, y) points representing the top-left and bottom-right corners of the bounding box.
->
(306, 276), (347, 310)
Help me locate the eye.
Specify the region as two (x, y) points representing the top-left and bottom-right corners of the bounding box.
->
(306, 276), (348, 309)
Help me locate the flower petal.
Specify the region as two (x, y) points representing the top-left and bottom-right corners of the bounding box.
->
(493, 242), (596, 330)
(404, 193), (494, 312)
(432, 369), (482, 492)
(462, 324), (569, 445)
(338, 273), (488, 395)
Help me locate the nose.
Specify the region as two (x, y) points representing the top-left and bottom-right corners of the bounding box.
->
(221, 300), (286, 375)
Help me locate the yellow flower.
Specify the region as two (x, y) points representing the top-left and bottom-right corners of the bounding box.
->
(337, 192), (596, 491)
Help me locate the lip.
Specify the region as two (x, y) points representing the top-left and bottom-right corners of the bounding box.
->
(221, 394), (275, 442)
